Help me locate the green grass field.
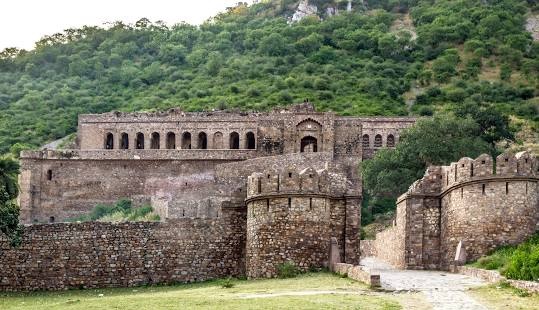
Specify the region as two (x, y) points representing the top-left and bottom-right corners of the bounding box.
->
(0, 273), (401, 310)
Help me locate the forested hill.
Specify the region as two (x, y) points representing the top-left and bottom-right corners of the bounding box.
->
(0, 0), (538, 155)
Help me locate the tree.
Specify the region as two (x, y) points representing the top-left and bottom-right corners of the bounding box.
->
(0, 157), (19, 201)
(361, 114), (491, 216)
(455, 103), (514, 148)
(259, 33), (287, 56)
(0, 157), (22, 247)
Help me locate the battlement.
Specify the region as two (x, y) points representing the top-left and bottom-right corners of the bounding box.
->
(399, 151), (539, 202)
(246, 166), (353, 200)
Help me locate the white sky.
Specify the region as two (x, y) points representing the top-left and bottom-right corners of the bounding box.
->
(0, 0), (254, 50)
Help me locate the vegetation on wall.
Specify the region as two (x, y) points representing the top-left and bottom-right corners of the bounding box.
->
(471, 233), (539, 281)
(68, 199), (160, 222)
(0, 0), (537, 155)
(0, 157), (22, 246)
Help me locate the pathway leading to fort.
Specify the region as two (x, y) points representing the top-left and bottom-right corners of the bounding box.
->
(361, 257), (488, 310)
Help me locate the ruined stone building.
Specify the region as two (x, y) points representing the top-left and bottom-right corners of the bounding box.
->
(2, 103), (538, 291)
(1, 103), (414, 290)
(362, 151), (539, 270)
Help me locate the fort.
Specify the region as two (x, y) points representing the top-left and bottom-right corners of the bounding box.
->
(1, 103), (538, 291)
(362, 151), (539, 270)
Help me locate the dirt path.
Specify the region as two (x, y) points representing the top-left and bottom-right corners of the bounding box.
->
(361, 257), (488, 310)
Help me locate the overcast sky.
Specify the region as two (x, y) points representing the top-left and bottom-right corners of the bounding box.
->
(0, 0), (254, 50)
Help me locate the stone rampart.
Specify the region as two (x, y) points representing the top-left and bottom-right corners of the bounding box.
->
(245, 167), (361, 278)
(367, 151), (539, 270)
(0, 206), (246, 292)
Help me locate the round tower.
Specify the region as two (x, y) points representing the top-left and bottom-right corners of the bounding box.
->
(245, 166), (351, 278)
(439, 151), (539, 267)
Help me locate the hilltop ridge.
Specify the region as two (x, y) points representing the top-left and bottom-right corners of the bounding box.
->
(0, 0), (538, 154)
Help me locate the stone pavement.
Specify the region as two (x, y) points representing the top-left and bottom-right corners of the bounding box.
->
(361, 257), (488, 310)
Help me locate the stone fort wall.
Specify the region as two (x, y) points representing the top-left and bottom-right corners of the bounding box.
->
(245, 167), (360, 277)
(0, 207), (246, 291)
(365, 151), (539, 270)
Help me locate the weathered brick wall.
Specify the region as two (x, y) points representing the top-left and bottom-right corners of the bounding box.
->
(359, 240), (376, 257)
(0, 207), (246, 291)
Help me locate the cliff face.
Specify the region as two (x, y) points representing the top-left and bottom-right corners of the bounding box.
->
(290, 0), (354, 22)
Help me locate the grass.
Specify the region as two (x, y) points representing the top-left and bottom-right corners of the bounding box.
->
(0, 273), (401, 310)
(469, 233), (539, 281)
(471, 283), (539, 310)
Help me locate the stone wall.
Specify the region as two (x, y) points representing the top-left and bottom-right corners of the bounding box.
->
(18, 154), (238, 224)
(371, 198), (407, 268)
(244, 166), (361, 278)
(366, 151), (539, 270)
(457, 266), (539, 294)
(333, 263), (381, 287)
(0, 206), (246, 291)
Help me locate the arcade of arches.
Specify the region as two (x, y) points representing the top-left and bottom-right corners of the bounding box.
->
(104, 131), (257, 150)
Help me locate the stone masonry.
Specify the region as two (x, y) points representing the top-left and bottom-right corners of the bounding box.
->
(0, 103), (416, 291)
(365, 151), (539, 270)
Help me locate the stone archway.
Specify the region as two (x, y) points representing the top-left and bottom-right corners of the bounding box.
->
(296, 118), (322, 153)
(300, 136), (318, 152)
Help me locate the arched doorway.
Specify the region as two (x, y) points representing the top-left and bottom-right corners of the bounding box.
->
(104, 133), (114, 149)
(230, 132), (239, 149)
(150, 132), (160, 149)
(166, 132), (176, 149)
(198, 132), (207, 149)
(182, 132), (191, 149)
(120, 133), (129, 149)
(246, 132), (256, 149)
(135, 132), (145, 149)
(213, 132), (223, 149)
(300, 136), (318, 152)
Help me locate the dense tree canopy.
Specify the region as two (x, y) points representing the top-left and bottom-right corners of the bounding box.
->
(361, 114), (491, 202)
(0, 157), (22, 247)
(0, 0), (537, 154)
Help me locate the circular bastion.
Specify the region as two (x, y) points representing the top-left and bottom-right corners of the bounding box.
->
(244, 166), (350, 278)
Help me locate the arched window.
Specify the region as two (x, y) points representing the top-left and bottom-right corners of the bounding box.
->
(374, 134), (382, 147)
(104, 133), (114, 149)
(246, 132), (256, 149)
(150, 132), (160, 149)
(213, 132), (223, 149)
(230, 132), (239, 149)
(182, 132), (191, 149)
(120, 133), (129, 149)
(362, 134), (370, 148)
(198, 132), (207, 149)
(387, 134), (395, 147)
(300, 136), (318, 152)
(135, 132), (145, 149)
(166, 132), (176, 149)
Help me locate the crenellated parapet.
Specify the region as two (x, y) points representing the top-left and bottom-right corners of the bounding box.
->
(399, 151), (538, 201)
(246, 166), (354, 200)
(381, 151), (539, 271)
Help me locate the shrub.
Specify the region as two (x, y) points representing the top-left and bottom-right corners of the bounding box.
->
(276, 261), (299, 278)
(472, 233), (539, 281)
(220, 277), (235, 289)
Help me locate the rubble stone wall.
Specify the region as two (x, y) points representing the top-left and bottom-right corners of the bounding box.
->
(368, 151), (539, 270)
(245, 166), (360, 278)
(0, 207), (246, 292)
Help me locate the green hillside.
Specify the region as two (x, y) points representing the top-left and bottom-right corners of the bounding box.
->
(0, 0), (538, 154)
